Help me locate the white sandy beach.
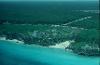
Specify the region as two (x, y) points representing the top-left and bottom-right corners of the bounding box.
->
(0, 37), (24, 44)
(0, 37), (6, 40)
(49, 40), (74, 49)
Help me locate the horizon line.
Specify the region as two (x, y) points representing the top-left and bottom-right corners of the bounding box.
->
(0, 0), (99, 2)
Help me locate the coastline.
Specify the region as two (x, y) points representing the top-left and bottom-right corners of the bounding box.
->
(49, 40), (74, 49)
(0, 36), (73, 49)
(0, 37), (24, 45)
(0, 37), (99, 56)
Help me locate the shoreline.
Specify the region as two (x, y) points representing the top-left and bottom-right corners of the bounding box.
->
(0, 37), (24, 45)
(0, 36), (73, 49)
(48, 41), (74, 49)
(0, 37), (99, 57)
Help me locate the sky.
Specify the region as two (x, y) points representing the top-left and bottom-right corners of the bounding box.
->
(0, 0), (99, 1)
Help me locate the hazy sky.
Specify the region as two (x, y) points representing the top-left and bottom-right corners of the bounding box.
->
(0, 0), (99, 1)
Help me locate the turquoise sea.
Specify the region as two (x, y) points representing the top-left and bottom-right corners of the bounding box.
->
(0, 40), (99, 65)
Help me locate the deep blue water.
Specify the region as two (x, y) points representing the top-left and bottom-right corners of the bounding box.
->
(0, 40), (99, 65)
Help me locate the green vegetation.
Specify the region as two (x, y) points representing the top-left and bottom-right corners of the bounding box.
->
(0, 1), (99, 56)
(67, 15), (99, 29)
(68, 29), (100, 56)
(0, 24), (82, 45)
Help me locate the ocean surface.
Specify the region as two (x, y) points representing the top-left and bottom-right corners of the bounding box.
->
(0, 40), (99, 65)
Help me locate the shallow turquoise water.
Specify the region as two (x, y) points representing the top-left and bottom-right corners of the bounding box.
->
(0, 40), (99, 65)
